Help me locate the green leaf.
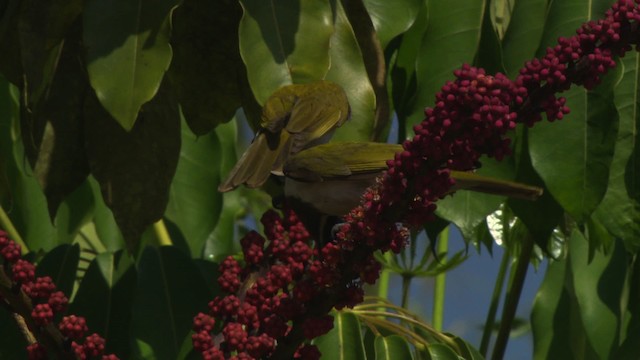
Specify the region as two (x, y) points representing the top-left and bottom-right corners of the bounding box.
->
(326, 1), (376, 142)
(374, 335), (414, 360)
(0, 75), (56, 251)
(435, 156), (515, 241)
(19, 22), (90, 219)
(531, 255), (576, 360)
(363, 0), (422, 49)
(474, 0), (505, 75)
(425, 343), (461, 360)
(85, 80), (181, 252)
(593, 52), (640, 252)
(500, 0), (547, 77)
(165, 118), (222, 258)
(405, 0), (485, 134)
(35, 244), (80, 297)
(18, 0), (82, 109)
(569, 230), (627, 359)
(528, 0), (619, 223)
(88, 176), (126, 252)
(70, 251), (137, 358)
(238, 0), (334, 104)
(529, 72), (619, 222)
(314, 311), (367, 359)
(83, 0), (180, 130)
(168, 0), (245, 135)
(131, 246), (211, 360)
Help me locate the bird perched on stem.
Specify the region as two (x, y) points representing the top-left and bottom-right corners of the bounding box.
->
(218, 80), (350, 192)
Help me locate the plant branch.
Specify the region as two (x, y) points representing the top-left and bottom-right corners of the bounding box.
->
(479, 246), (511, 356)
(340, 0), (390, 141)
(490, 234), (534, 360)
(0, 206), (28, 254)
(432, 226), (449, 331)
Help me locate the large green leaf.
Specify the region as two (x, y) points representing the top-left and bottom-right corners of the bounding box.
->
(88, 176), (126, 252)
(17, 0), (82, 109)
(83, 0), (180, 130)
(424, 343), (461, 360)
(327, 1), (376, 142)
(84, 80), (180, 252)
(131, 246), (211, 360)
(0, 75), (56, 251)
(374, 335), (414, 360)
(569, 231), (627, 359)
(404, 0), (485, 134)
(168, 0), (245, 135)
(19, 22), (90, 220)
(69, 251), (136, 358)
(363, 0), (422, 49)
(165, 118), (222, 258)
(313, 311), (367, 359)
(593, 53), (640, 252)
(35, 243), (80, 297)
(238, 0), (333, 105)
(500, 0), (547, 77)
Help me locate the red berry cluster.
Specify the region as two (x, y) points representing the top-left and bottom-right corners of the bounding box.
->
(197, 1), (640, 358)
(0, 230), (119, 360)
(193, 210), (338, 359)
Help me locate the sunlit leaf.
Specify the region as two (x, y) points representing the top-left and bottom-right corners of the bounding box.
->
(166, 118), (222, 257)
(238, 0), (333, 105)
(325, 1), (376, 142)
(83, 0), (180, 130)
(363, 0), (422, 49)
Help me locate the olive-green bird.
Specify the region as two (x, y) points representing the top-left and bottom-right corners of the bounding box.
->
(218, 81), (350, 192)
(283, 142), (543, 216)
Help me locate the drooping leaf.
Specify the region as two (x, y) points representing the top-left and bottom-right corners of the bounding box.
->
(17, 0), (82, 109)
(0, 75), (56, 251)
(165, 118), (222, 257)
(83, 0), (180, 130)
(374, 335), (414, 360)
(327, 1), (376, 142)
(500, 0), (547, 77)
(313, 311), (367, 359)
(131, 246), (211, 360)
(362, 0), (422, 49)
(404, 0), (485, 134)
(238, 0), (334, 104)
(84, 80), (181, 252)
(70, 251), (137, 358)
(593, 52), (640, 252)
(35, 243), (80, 297)
(569, 231), (627, 359)
(168, 0), (245, 135)
(20, 21), (90, 218)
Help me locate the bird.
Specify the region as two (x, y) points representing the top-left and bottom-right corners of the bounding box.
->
(282, 141), (543, 217)
(218, 80), (350, 192)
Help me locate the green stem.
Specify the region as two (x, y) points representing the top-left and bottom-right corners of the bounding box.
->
(153, 219), (173, 247)
(401, 274), (412, 309)
(377, 252), (392, 299)
(432, 226), (449, 331)
(0, 205), (28, 254)
(479, 246), (511, 356)
(490, 234), (534, 360)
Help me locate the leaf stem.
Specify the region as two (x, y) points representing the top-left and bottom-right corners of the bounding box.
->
(377, 252), (392, 300)
(479, 245), (511, 356)
(432, 226), (449, 331)
(490, 234), (534, 360)
(153, 219), (173, 246)
(0, 205), (28, 254)
(401, 274), (412, 309)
